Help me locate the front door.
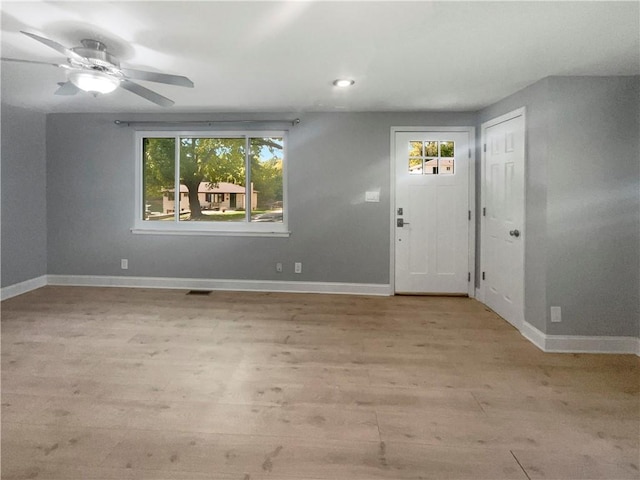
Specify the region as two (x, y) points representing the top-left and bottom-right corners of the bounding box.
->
(481, 109), (525, 328)
(394, 130), (471, 294)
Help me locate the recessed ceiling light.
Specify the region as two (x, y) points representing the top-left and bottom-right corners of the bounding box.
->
(333, 79), (355, 87)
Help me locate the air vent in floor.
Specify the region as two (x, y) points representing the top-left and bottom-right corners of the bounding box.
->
(186, 290), (211, 296)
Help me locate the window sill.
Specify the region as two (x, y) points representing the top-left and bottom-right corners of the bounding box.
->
(131, 228), (291, 238)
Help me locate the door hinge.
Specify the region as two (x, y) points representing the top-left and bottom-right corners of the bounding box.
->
(482, 207), (486, 217)
(468, 210), (471, 221)
(483, 143), (487, 152)
(468, 148), (471, 158)
(482, 271), (486, 280)
(468, 272), (471, 282)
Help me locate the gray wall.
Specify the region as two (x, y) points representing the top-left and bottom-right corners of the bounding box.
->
(479, 76), (640, 337)
(46, 111), (475, 285)
(546, 77), (639, 337)
(1, 104), (47, 287)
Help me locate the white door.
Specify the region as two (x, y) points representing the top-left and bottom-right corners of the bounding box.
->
(481, 109), (525, 328)
(394, 130), (471, 294)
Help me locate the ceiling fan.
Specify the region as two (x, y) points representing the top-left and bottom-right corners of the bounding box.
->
(1, 31), (194, 107)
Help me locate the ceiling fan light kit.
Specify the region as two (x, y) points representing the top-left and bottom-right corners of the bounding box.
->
(1, 31), (194, 107)
(69, 70), (119, 94)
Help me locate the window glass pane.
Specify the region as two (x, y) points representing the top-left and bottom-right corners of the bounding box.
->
(440, 141), (454, 157)
(178, 138), (246, 222)
(250, 137), (284, 223)
(409, 157), (422, 174)
(440, 158), (454, 174)
(425, 158), (438, 175)
(143, 137), (175, 221)
(409, 141), (423, 157)
(425, 141), (438, 157)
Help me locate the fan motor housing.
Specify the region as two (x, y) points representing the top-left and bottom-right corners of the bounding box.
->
(72, 39), (119, 68)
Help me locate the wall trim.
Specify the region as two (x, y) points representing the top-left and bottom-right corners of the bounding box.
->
(46, 274), (393, 296)
(0, 275), (48, 301)
(521, 320), (639, 356)
(474, 287), (484, 303)
(520, 320), (547, 351)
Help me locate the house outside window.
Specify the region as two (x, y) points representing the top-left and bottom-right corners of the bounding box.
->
(135, 131), (288, 236)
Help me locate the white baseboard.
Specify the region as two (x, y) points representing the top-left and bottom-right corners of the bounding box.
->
(520, 320), (547, 351)
(521, 320), (639, 356)
(0, 275), (48, 301)
(46, 274), (393, 296)
(474, 287), (484, 303)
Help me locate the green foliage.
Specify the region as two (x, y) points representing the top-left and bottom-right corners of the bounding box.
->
(250, 137), (283, 208)
(143, 137), (175, 199)
(180, 137), (246, 188)
(440, 141), (454, 157)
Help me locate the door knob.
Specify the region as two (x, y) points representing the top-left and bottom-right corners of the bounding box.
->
(397, 218), (410, 227)
(509, 229), (520, 238)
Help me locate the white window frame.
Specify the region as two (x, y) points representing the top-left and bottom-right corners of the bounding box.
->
(132, 130), (289, 237)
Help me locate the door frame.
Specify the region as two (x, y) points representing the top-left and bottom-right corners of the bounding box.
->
(389, 126), (476, 297)
(478, 107), (526, 324)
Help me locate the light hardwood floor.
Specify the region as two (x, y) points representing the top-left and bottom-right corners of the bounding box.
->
(1, 286), (638, 479)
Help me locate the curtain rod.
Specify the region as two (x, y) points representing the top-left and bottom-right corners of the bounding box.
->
(114, 118), (300, 127)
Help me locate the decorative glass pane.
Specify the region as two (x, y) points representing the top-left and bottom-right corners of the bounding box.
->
(250, 137), (284, 223)
(440, 158), (454, 174)
(425, 158), (438, 175)
(409, 157), (423, 174)
(179, 137), (246, 222)
(409, 141), (423, 157)
(425, 141), (438, 157)
(440, 141), (454, 157)
(143, 137), (175, 221)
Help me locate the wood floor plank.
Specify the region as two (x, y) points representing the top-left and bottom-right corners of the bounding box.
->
(2, 286), (638, 480)
(511, 449), (640, 479)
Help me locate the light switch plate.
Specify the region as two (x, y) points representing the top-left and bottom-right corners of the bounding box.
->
(365, 191), (380, 202)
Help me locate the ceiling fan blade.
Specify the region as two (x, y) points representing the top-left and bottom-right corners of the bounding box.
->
(55, 82), (80, 96)
(21, 31), (86, 63)
(1, 57), (66, 68)
(120, 79), (174, 107)
(120, 68), (194, 88)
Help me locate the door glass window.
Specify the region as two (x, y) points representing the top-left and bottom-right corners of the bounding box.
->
(425, 158), (438, 175)
(409, 157), (422, 174)
(407, 140), (455, 175)
(425, 141), (438, 156)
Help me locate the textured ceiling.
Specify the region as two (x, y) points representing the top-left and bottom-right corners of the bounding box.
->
(1, 1), (638, 113)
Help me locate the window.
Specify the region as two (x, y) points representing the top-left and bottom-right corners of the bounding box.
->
(135, 131), (287, 236)
(407, 140), (455, 176)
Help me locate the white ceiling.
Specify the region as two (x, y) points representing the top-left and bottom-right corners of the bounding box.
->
(1, 1), (638, 113)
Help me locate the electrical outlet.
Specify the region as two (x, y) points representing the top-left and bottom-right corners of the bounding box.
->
(550, 306), (561, 323)
(121, 258), (128, 270)
(276, 262), (283, 273)
(294, 262), (302, 274)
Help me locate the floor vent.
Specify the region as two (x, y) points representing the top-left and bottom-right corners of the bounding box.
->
(186, 290), (211, 296)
